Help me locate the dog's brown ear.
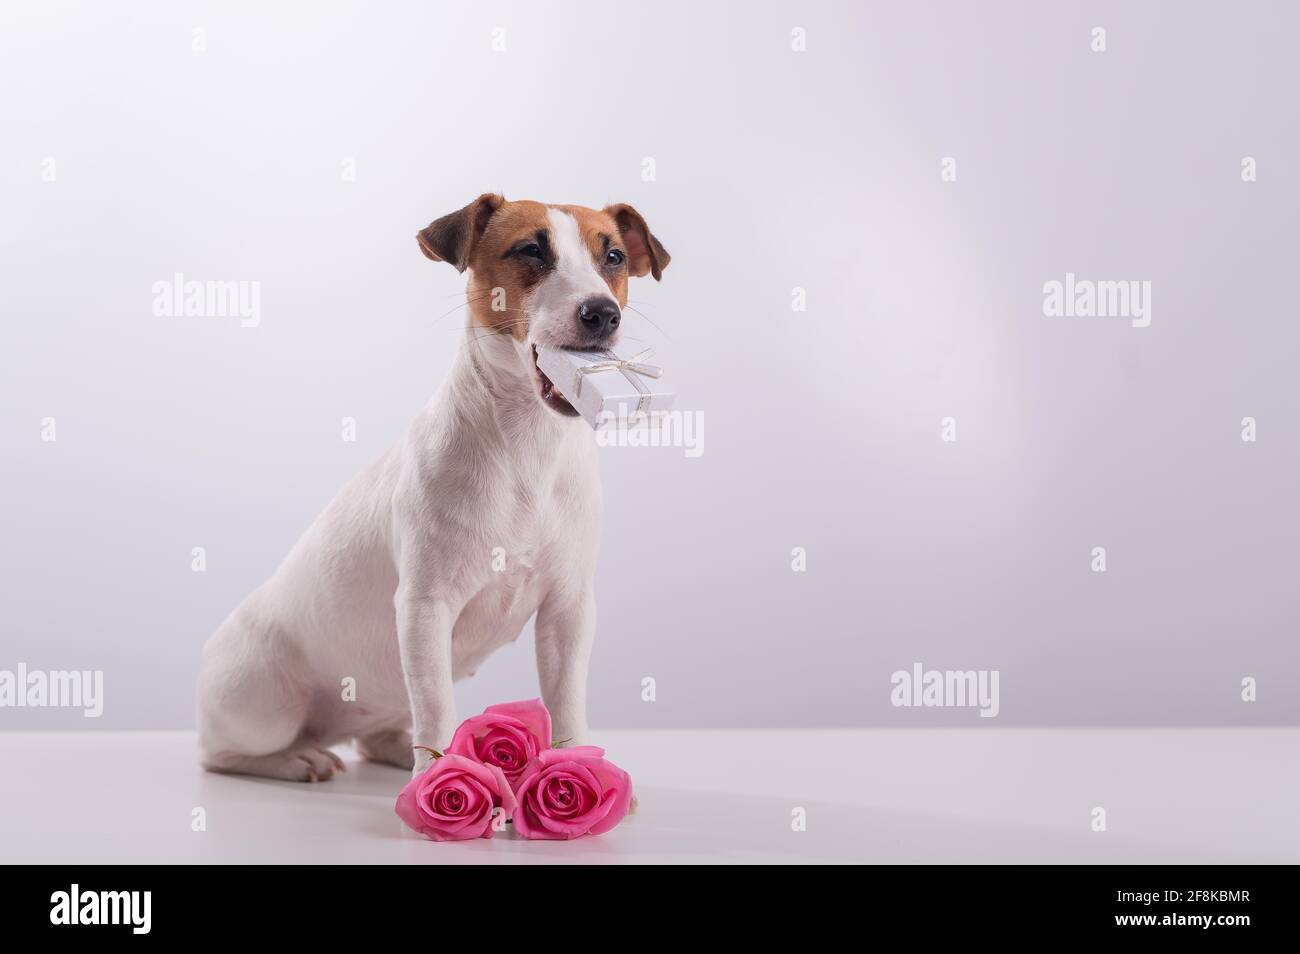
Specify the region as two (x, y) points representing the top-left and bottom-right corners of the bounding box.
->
(417, 193), (505, 272)
(603, 203), (670, 281)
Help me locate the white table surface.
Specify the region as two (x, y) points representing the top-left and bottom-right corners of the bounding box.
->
(1, 728), (1295, 864)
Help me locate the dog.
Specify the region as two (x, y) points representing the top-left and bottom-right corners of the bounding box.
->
(197, 195), (669, 781)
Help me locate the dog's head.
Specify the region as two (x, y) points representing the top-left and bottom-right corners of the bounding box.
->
(417, 195), (669, 415)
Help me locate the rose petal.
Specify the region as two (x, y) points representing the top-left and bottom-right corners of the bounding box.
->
(394, 754), (514, 841)
(540, 773), (596, 818)
(478, 726), (532, 773)
(536, 745), (606, 765)
(423, 774), (488, 822)
(587, 778), (633, 835)
(482, 698), (552, 752)
(510, 751), (631, 840)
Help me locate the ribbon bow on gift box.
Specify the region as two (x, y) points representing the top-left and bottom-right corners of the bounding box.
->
(572, 349), (663, 399)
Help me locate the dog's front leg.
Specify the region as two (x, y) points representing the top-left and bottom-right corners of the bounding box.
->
(396, 586), (464, 776)
(535, 585), (595, 747)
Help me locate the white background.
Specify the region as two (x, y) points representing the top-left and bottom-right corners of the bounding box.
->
(2, 0), (1296, 729)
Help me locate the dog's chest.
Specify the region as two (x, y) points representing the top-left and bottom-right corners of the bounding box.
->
(451, 544), (546, 672)
(488, 539), (540, 614)
(438, 423), (597, 673)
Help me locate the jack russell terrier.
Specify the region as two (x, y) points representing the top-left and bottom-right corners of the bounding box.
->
(197, 195), (669, 781)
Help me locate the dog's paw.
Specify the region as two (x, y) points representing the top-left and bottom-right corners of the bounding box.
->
(202, 744), (345, 782)
(295, 745), (346, 782)
(271, 745), (346, 782)
(355, 729), (416, 771)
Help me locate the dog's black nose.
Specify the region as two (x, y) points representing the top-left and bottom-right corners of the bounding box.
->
(576, 297), (621, 339)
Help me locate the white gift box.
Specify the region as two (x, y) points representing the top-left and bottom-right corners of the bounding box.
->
(536, 346), (675, 429)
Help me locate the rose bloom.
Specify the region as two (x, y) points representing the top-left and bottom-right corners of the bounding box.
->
(512, 746), (633, 840)
(394, 753), (516, 842)
(447, 698), (552, 785)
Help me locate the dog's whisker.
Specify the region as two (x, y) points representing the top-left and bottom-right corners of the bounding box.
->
(431, 301), (475, 322)
(467, 324), (530, 337)
(431, 319), (533, 340)
(466, 333), (526, 345)
(433, 297), (532, 323)
(463, 318), (533, 339)
(458, 315), (531, 332)
(467, 320), (531, 337)
(430, 296), (525, 323)
(622, 304), (670, 342)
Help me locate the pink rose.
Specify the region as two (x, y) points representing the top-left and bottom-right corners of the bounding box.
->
(394, 753), (516, 842)
(512, 746), (633, 840)
(447, 698), (552, 785)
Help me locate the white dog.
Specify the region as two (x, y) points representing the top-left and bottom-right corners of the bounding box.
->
(197, 195), (669, 781)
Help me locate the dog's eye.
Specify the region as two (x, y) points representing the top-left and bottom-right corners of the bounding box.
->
(605, 249), (625, 268)
(517, 243), (544, 260)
